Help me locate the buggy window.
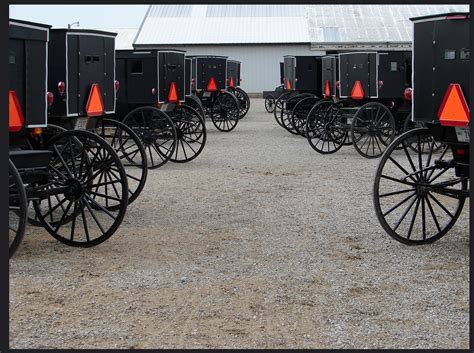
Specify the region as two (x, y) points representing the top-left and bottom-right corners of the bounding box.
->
(308, 64), (313, 71)
(130, 60), (143, 74)
(460, 48), (470, 60)
(9, 54), (15, 64)
(390, 62), (398, 71)
(444, 50), (456, 60)
(352, 64), (363, 70)
(85, 56), (92, 64)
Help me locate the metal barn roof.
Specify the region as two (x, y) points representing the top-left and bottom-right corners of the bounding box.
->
(133, 4), (469, 47)
(307, 4), (469, 48)
(134, 5), (310, 46)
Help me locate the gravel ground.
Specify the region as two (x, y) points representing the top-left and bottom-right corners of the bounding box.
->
(10, 99), (469, 349)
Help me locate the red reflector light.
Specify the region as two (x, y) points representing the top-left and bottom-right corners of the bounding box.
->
(336, 81), (340, 89)
(378, 80), (384, 89)
(446, 15), (469, 20)
(58, 81), (66, 95)
(438, 83), (470, 127)
(351, 80), (365, 100)
(455, 149), (466, 155)
(324, 80), (331, 98)
(85, 83), (104, 117)
(207, 77), (217, 92)
(168, 82), (179, 103)
(403, 88), (412, 101)
(47, 92), (54, 106)
(9, 91), (25, 132)
(115, 80), (120, 92)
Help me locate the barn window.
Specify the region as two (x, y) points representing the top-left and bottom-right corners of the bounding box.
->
(444, 50), (456, 60)
(130, 60), (143, 74)
(460, 48), (470, 60)
(390, 62), (398, 71)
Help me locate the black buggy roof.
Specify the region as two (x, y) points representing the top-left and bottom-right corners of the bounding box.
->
(50, 28), (117, 37)
(116, 49), (186, 59)
(9, 18), (51, 29)
(410, 12), (469, 22)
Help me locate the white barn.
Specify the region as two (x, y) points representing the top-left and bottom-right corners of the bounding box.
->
(109, 4), (469, 94)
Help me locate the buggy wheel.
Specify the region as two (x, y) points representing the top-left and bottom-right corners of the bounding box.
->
(185, 95), (206, 120)
(291, 96), (320, 136)
(210, 92), (239, 132)
(373, 128), (467, 245)
(273, 92), (294, 127)
(9, 159), (27, 258)
(351, 102), (396, 159)
(403, 113), (443, 154)
(305, 101), (347, 154)
(122, 106), (177, 169)
(264, 94), (275, 113)
(96, 118), (148, 206)
(169, 104), (207, 163)
(33, 130), (128, 247)
(229, 87), (250, 119)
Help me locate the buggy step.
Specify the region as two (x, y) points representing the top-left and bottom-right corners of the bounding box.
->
(9, 149), (53, 169)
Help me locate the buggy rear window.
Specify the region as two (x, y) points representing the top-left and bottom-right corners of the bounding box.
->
(352, 64), (363, 69)
(390, 62), (398, 71)
(9, 54), (15, 64)
(444, 50), (456, 60)
(460, 48), (470, 60)
(130, 60), (143, 74)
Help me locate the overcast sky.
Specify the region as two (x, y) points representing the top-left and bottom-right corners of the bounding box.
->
(9, 5), (149, 29)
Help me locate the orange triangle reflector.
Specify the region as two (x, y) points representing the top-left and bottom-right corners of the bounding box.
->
(85, 83), (104, 117)
(229, 76), (235, 88)
(351, 80), (364, 99)
(168, 82), (179, 103)
(9, 91), (25, 132)
(285, 78), (292, 90)
(324, 80), (331, 98)
(207, 77), (217, 92)
(438, 83), (470, 127)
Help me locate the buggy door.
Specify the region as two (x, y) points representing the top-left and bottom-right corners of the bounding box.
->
(322, 56), (337, 97)
(378, 52), (409, 98)
(283, 57), (296, 90)
(158, 52), (185, 103)
(339, 52), (377, 98)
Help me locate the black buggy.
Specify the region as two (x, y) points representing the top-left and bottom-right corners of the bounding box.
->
(9, 20), (128, 257)
(185, 55), (240, 132)
(115, 49), (206, 166)
(44, 28), (147, 208)
(305, 51), (413, 158)
(373, 13), (470, 244)
(274, 55), (324, 133)
(226, 59), (250, 119)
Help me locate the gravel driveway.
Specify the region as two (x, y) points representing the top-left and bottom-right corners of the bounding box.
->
(10, 99), (469, 349)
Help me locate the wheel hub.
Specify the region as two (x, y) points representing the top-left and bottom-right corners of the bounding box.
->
(64, 178), (84, 201)
(416, 184), (430, 197)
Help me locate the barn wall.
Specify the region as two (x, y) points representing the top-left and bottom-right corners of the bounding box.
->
(134, 43), (324, 94)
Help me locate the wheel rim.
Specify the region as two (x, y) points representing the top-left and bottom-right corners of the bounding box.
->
(373, 128), (467, 245)
(231, 88), (250, 119)
(291, 97), (320, 136)
(96, 118), (148, 206)
(273, 92), (293, 128)
(9, 159), (27, 258)
(169, 104), (207, 163)
(265, 95), (275, 113)
(305, 101), (347, 154)
(122, 107), (177, 169)
(403, 113), (444, 154)
(33, 130), (128, 247)
(351, 103), (396, 159)
(211, 93), (239, 132)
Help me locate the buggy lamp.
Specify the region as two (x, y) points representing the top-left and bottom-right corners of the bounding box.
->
(31, 128), (43, 136)
(57, 81), (66, 96)
(114, 80), (120, 93)
(47, 92), (54, 106)
(403, 88), (413, 101)
(378, 80), (384, 89)
(152, 88), (157, 96)
(455, 148), (466, 155)
(336, 81), (340, 89)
